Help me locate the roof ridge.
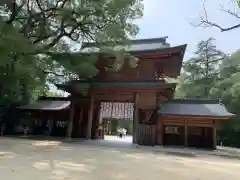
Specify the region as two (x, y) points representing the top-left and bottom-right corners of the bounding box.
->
(169, 99), (221, 104)
(81, 37), (169, 49)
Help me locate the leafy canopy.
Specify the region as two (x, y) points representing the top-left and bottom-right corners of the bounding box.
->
(0, 0), (144, 103)
(175, 37), (224, 98)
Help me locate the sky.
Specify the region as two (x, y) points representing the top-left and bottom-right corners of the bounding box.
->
(135, 0), (240, 60)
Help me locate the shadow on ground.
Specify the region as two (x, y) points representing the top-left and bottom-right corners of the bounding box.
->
(3, 135), (240, 160)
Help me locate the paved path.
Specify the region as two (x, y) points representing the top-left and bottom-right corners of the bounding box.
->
(0, 137), (240, 180)
(104, 135), (133, 143)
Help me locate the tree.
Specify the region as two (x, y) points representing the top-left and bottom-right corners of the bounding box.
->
(0, 0), (143, 103)
(209, 52), (240, 147)
(175, 38), (224, 98)
(210, 51), (240, 118)
(197, 0), (240, 32)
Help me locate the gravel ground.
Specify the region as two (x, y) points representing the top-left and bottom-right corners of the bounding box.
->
(0, 137), (240, 180)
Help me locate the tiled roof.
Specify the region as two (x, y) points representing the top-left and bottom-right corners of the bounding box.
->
(80, 37), (171, 53)
(158, 99), (234, 117)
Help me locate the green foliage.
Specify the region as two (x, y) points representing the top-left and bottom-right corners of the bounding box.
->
(176, 38), (224, 98)
(210, 52), (240, 136)
(0, 0), (143, 105)
(0, 21), (45, 104)
(210, 52), (240, 109)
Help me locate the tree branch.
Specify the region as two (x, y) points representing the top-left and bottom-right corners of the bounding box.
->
(220, 5), (240, 19)
(195, 0), (240, 32)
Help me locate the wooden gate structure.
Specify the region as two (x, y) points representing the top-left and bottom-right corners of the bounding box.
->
(18, 37), (234, 149)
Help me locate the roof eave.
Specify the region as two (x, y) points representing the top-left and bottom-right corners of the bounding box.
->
(128, 44), (187, 54)
(17, 100), (71, 111)
(159, 113), (234, 119)
(166, 99), (222, 104)
(81, 37), (169, 49)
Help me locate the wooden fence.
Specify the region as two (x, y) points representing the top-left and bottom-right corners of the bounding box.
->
(137, 124), (156, 146)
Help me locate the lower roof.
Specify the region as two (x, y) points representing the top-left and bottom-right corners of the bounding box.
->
(158, 99), (234, 117)
(18, 100), (70, 111)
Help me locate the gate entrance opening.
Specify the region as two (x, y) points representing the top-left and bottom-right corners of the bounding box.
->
(100, 102), (134, 143)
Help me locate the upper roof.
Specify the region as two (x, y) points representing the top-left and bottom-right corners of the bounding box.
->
(80, 37), (173, 53)
(158, 99), (234, 118)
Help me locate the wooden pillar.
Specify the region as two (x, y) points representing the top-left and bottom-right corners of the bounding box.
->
(159, 117), (163, 145)
(184, 119), (188, 147)
(87, 95), (94, 139)
(133, 92), (139, 144)
(0, 122), (5, 136)
(93, 101), (101, 139)
(67, 101), (74, 139)
(213, 120), (217, 149)
(96, 102), (104, 139)
(156, 116), (163, 145)
(47, 120), (53, 136)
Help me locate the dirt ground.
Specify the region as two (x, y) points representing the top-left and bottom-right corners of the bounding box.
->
(0, 137), (240, 180)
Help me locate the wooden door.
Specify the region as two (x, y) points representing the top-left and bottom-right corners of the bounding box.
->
(138, 124), (156, 146)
